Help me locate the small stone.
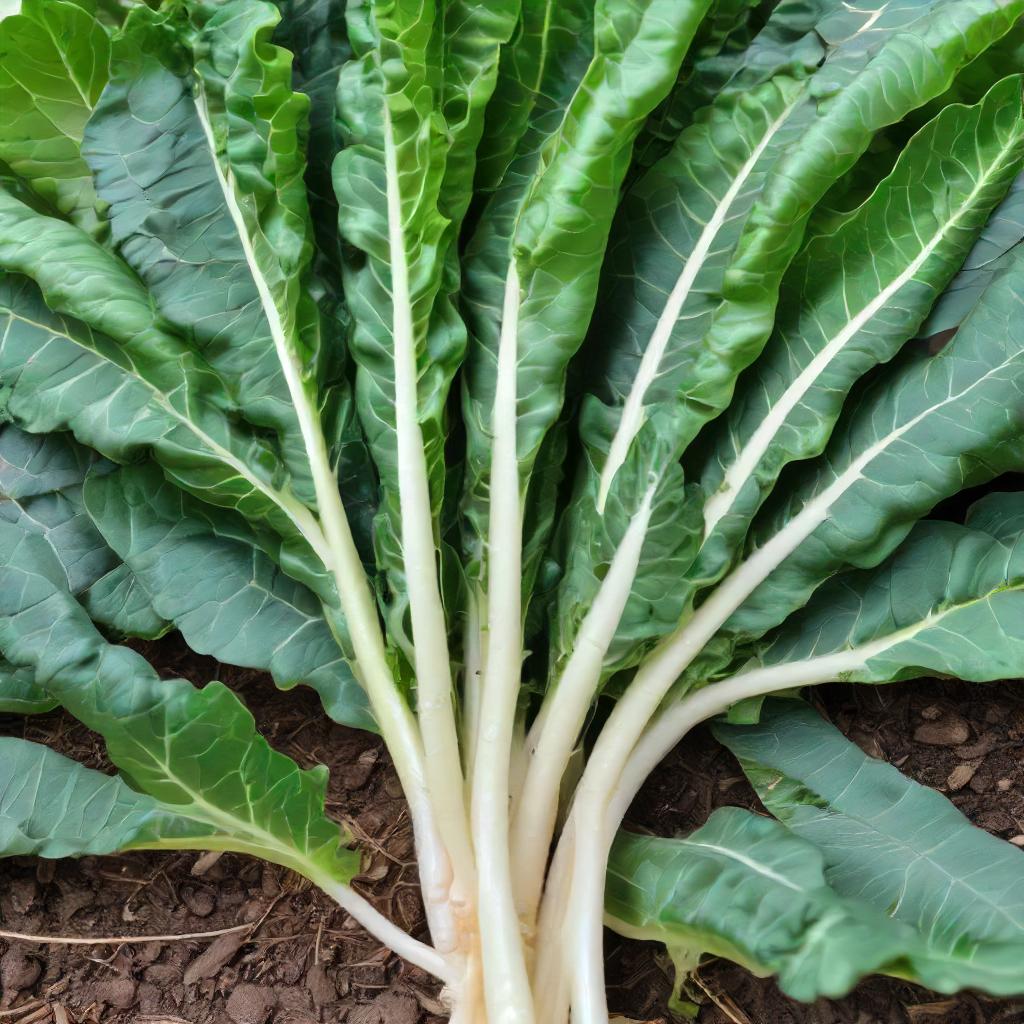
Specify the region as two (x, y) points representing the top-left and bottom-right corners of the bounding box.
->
(1010, 835), (1024, 847)
(181, 886), (216, 918)
(997, 778), (1014, 792)
(920, 705), (943, 721)
(946, 762), (978, 791)
(225, 983), (276, 1024)
(92, 978), (137, 1010)
(914, 716), (970, 746)
(8, 877), (37, 915)
(0, 949), (41, 1002)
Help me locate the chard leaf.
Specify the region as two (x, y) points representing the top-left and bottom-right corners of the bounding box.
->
(695, 76), (1024, 585)
(750, 496), (1024, 684)
(715, 701), (1024, 994)
(0, 522), (360, 884)
(922, 169), (1024, 338)
(552, 0), (1010, 677)
(461, 0), (712, 592)
(0, 0), (110, 233)
(725, 236), (1024, 640)
(83, 462), (373, 730)
(0, 424), (167, 639)
(0, 264), (328, 592)
(606, 807), (942, 1002)
(0, 737), (217, 858)
(0, 661), (55, 714)
(81, 1), (318, 505)
(334, 0), (462, 644)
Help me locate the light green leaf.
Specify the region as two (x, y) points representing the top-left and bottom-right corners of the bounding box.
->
(0, 0), (110, 233)
(334, 0), (463, 643)
(606, 807), (941, 1002)
(694, 77), (1024, 587)
(0, 264), (329, 596)
(0, 423), (167, 638)
(0, 737), (216, 858)
(0, 661), (55, 714)
(750, 497), (1024, 684)
(725, 238), (1024, 640)
(83, 462), (372, 730)
(461, 0), (712, 594)
(715, 701), (1024, 994)
(0, 522), (360, 884)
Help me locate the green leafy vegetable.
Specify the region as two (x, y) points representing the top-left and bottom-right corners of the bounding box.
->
(3, 1), (1024, 1019)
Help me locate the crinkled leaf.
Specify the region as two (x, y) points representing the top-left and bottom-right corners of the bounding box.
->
(0, 522), (359, 884)
(715, 701), (1024, 994)
(84, 462), (372, 730)
(0, 0), (110, 233)
(607, 807), (951, 1002)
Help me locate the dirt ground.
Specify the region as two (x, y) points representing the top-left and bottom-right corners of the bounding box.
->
(2, 635), (1024, 1023)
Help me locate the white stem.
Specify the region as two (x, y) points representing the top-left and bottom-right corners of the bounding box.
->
(531, 821), (574, 1024)
(472, 265), (536, 1024)
(463, 587), (486, 778)
(511, 484), (656, 927)
(382, 107), (477, 904)
(193, 89), (455, 952)
(596, 97), (801, 511)
(320, 878), (456, 984)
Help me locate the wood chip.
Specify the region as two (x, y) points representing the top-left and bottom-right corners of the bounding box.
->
(946, 762), (979, 791)
(182, 931), (247, 985)
(190, 852), (225, 877)
(1010, 835), (1024, 847)
(914, 716), (970, 746)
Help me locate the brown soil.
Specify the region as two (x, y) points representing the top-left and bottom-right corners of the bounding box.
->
(2, 635), (1023, 1024)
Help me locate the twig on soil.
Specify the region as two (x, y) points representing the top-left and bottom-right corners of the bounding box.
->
(690, 970), (753, 1024)
(0, 923), (252, 946)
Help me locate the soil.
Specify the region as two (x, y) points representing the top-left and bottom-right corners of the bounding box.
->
(2, 635), (1024, 1024)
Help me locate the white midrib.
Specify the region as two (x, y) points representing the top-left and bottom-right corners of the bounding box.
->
(471, 264), (537, 1024)
(380, 104), (475, 898)
(595, 95), (802, 512)
(702, 132), (1024, 539)
(511, 482), (656, 925)
(191, 92), (445, 928)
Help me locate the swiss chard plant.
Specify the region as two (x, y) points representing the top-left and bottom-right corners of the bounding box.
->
(4, 0), (1024, 1019)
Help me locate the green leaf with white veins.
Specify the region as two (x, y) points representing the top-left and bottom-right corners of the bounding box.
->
(744, 494), (1024, 685)
(0, 266), (330, 597)
(460, 0), (712, 596)
(82, 2), (319, 506)
(334, 0), (461, 649)
(722, 236), (1024, 642)
(0, 424), (167, 639)
(0, 738), (217, 858)
(0, 0), (110, 234)
(552, 0), (1024, 683)
(695, 76), (1024, 586)
(715, 701), (1024, 995)
(0, 523), (360, 885)
(606, 807), (951, 1003)
(84, 461), (373, 731)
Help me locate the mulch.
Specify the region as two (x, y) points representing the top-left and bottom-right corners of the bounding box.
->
(2, 635), (1023, 1023)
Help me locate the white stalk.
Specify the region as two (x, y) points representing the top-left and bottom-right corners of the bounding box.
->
(193, 90), (457, 953)
(531, 821), (575, 1024)
(463, 587), (486, 778)
(511, 483), (657, 928)
(382, 109), (477, 910)
(596, 98), (801, 512)
(471, 265), (536, 1024)
(702, 133), (1024, 539)
(565, 348), (1018, 1020)
(319, 878), (456, 984)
